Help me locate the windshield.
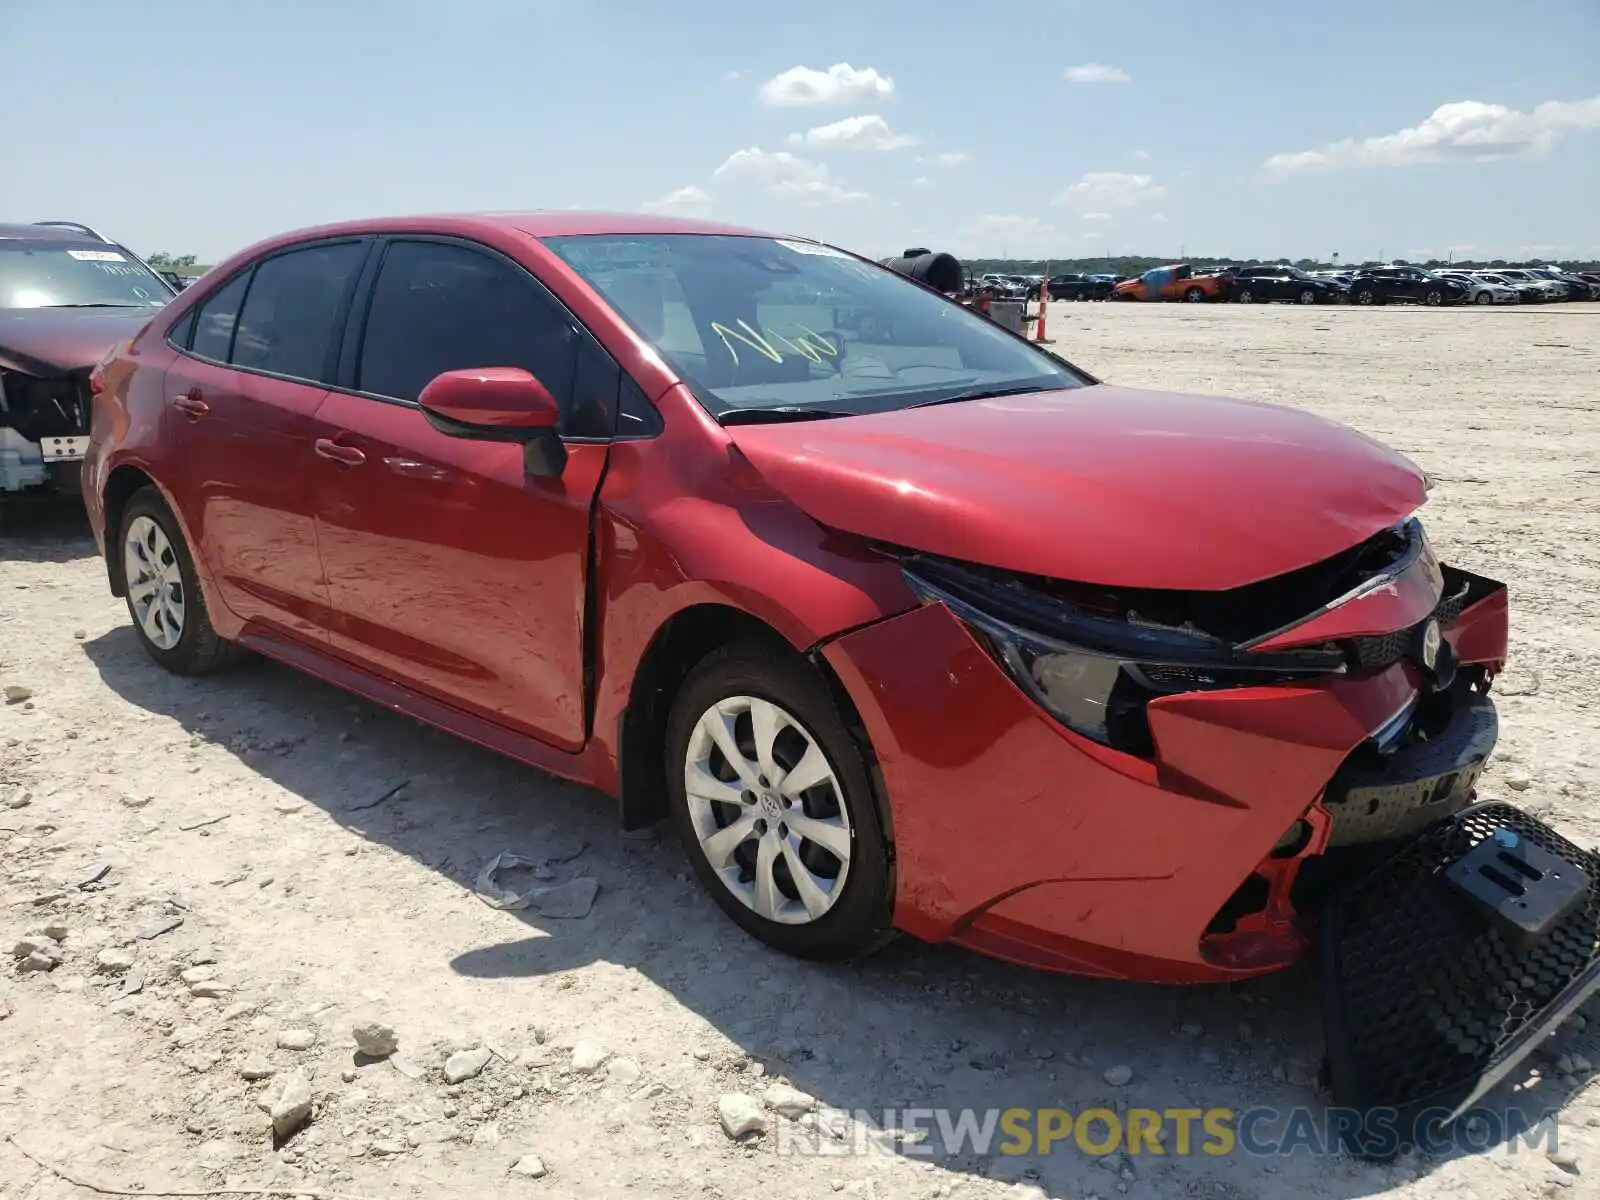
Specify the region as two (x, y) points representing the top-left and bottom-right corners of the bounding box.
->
(0, 240), (172, 309)
(542, 234), (1084, 419)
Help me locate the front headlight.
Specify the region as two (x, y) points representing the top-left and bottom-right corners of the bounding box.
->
(903, 559), (1346, 753)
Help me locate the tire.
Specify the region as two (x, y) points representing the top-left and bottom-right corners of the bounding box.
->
(1297, 288), (1317, 305)
(1354, 288), (1378, 306)
(665, 640), (894, 961)
(1237, 288), (1255, 304)
(1474, 291), (1493, 305)
(1423, 289), (1443, 307)
(117, 487), (241, 675)
(1184, 287), (1206, 302)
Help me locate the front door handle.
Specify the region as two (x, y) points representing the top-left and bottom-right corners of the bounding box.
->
(173, 391), (209, 419)
(314, 438), (366, 467)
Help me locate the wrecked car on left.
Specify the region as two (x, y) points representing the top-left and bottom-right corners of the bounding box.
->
(1, 222), (177, 501)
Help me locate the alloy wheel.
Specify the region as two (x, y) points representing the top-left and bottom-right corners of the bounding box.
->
(683, 695), (852, 925)
(1298, 289), (1316, 304)
(1238, 289), (1255, 304)
(124, 515), (185, 650)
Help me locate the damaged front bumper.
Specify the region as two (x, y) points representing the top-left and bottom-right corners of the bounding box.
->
(0, 368), (92, 494)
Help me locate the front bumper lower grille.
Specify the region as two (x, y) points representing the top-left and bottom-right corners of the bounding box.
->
(1345, 573), (1471, 670)
(1321, 803), (1600, 1158)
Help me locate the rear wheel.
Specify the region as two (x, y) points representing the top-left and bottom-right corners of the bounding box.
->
(665, 641), (893, 961)
(1184, 287), (1207, 302)
(1354, 288), (1378, 306)
(118, 488), (241, 675)
(1297, 288), (1317, 305)
(1474, 291), (1493, 305)
(1237, 288), (1256, 304)
(1423, 289), (1443, 306)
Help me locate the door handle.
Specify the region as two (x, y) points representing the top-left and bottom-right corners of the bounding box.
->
(173, 392), (209, 419)
(314, 438), (366, 467)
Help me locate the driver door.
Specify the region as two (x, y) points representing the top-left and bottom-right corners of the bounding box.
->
(308, 238), (618, 750)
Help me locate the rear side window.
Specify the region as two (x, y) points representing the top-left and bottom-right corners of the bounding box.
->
(356, 240), (603, 433)
(231, 242), (365, 383)
(189, 272), (250, 361)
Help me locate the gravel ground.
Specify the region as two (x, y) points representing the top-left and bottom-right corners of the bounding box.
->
(2, 300), (1597, 1200)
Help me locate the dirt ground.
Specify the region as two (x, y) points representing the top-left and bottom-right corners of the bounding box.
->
(2, 300), (1598, 1200)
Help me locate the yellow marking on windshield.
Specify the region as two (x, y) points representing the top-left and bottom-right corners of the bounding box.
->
(710, 319), (784, 365)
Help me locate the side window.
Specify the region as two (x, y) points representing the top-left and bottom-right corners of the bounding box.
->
(168, 307), (198, 351)
(617, 374), (663, 438)
(188, 271), (250, 362)
(357, 241), (584, 423)
(231, 242), (365, 383)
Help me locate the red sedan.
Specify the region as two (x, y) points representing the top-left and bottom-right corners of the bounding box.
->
(83, 213), (1518, 991)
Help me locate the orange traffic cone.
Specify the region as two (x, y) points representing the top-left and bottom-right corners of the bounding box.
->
(1033, 276), (1051, 342)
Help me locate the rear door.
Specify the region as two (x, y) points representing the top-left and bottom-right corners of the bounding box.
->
(163, 240), (370, 642)
(307, 237), (617, 750)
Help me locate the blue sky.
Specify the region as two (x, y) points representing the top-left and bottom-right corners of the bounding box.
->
(3, 0), (1596, 263)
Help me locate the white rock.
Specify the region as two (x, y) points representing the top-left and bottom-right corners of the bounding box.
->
(571, 1040), (610, 1073)
(20, 950), (58, 973)
(1548, 1150), (1580, 1175)
(239, 1057), (276, 1081)
(510, 1154), (547, 1178)
(718, 1093), (768, 1139)
(276, 1027), (316, 1051)
(119, 792), (152, 808)
(1507, 772), (1534, 791)
(763, 1082), (817, 1118)
(180, 965), (217, 985)
(270, 1070), (313, 1139)
(606, 1056), (641, 1084)
(1103, 1064), (1134, 1087)
(352, 1019), (398, 1058)
(4, 788), (31, 810)
(95, 948), (136, 975)
(11, 935), (51, 959)
(444, 1045), (493, 1084)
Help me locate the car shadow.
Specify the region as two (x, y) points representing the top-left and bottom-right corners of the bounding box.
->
(0, 493), (99, 563)
(81, 626), (1590, 1199)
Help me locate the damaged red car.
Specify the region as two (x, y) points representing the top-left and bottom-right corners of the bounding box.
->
(84, 214), (1599, 1139)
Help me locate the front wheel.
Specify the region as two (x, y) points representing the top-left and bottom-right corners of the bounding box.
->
(118, 487), (241, 675)
(1354, 289), (1378, 306)
(1475, 291), (1493, 305)
(1237, 288), (1256, 304)
(666, 641), (894, 961)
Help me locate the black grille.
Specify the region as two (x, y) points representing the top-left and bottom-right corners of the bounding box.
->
(0, 370), (91, 442)
(1321, 804), (1600, 1154)
(1343, 571), (1472, 670)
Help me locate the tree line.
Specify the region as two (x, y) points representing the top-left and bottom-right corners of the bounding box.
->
(958, 255), (1600, 277)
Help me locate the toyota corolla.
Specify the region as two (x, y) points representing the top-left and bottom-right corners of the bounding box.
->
(83, 214), (1599, 1137)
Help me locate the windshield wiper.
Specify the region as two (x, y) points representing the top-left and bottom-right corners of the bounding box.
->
(908, 383), (1051, 409)
(717, 405), (851, 426)
(46, 302), (148, 309)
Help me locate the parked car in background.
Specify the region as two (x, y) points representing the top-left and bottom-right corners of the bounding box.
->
(1112, 263), (1230, 302)
(1495, 269), (1568, 301)
(1047, 272), (1115, 301)
(1527, 267), (1600, 300)
(1433, 271), (1519, 305)
(1, 220), (177, 502)
(1346, 266), (1466, 306)
(1231, 265), (1347, 304)
(1471, 272), (1546, 303)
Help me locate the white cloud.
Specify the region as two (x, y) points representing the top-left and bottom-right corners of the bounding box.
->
(1063, 62), (1131, 84)
(1081, 212), (1111, 222)
(787, 114), (919, 152)
(1054, 171), (1166, 209)
(911, 176), (932, 188)
(713, 147), (867, 203)
(1132, 149), (1150, 161)
(642, 185), (712, 214)
(920, 151), (970, 168)
(1264, 95), (1600, 173)
(723, 69), (743, 82)
(759, 63), (895, 107)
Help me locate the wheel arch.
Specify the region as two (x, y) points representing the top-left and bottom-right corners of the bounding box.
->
(102, 464), (161, 596)
(616, 602), (896, 866)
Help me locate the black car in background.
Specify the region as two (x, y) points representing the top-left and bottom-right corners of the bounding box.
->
(1047, 272), (1116, 301)
(1347, 265), (1468, 306)
(1231, 265), (1348, 304)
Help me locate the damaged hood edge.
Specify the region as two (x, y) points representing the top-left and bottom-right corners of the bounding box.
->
(725, 384), (1428, 592)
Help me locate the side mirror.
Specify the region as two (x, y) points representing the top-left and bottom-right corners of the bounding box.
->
(418, 368), (566, 476)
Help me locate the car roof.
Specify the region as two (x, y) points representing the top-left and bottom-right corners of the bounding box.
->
(242, 211), (778, 249)
(0, 222), (101, 242)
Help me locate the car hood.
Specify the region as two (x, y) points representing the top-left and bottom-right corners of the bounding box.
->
(0, 306), (154, 376)
(725, 384), (1427, 591)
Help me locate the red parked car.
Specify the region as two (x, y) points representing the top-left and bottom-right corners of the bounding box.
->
(83, 213), (1598, 1133)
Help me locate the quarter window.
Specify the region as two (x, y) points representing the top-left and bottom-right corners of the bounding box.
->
(188, 271), (250, 362)
(231, 242), (365, 382)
